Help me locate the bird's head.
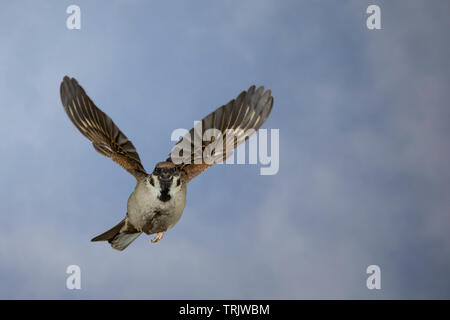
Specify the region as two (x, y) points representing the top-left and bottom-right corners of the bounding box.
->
(147, 162), (182, 202)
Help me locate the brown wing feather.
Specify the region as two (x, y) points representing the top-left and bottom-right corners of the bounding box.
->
(168, 85), (274, 183)
(60, 76), (146, 179)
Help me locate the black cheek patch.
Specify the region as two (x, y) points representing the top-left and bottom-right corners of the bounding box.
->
(177, 178), (181, 186)
(150, 176), (155, 186)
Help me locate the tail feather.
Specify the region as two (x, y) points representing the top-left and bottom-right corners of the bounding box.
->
(91, 219), (125, 242)
(109, 232), (142, 251)
(91, 218), (142, 251)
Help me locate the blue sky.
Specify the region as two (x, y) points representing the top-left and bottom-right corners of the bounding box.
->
(0, 0), (449, 299)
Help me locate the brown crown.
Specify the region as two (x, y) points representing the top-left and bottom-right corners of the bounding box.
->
(155, 161), (176, 169)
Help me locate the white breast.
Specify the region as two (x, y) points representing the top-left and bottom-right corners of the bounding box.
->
(126, 179), (186, 232)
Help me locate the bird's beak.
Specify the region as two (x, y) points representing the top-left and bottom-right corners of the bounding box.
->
(159, 177), (172, 190)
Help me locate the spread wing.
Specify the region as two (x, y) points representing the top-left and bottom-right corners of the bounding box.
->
(168, 85), (273, 183)
(60, 76), (147, 179)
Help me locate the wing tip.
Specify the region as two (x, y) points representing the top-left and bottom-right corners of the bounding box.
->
(60, 75), (84, 106)
(246, 85), (273, 100)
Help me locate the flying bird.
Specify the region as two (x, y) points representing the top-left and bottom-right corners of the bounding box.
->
(60, 76), (274, 250)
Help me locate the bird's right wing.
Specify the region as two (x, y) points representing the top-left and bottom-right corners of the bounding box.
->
(60, 76), (147, 179)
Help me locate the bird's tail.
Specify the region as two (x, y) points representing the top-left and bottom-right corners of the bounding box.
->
(91, 218), (142, 251)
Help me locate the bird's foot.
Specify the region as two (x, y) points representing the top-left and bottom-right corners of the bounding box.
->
(151, 232), (164, 243)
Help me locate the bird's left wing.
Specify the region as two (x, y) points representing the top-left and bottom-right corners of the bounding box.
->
(167, 85), (274, 183)
(60, 76), (147, 179)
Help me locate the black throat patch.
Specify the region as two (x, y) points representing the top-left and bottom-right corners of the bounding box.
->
(158, 189), (171, 202)
(158, 178), (172, 202)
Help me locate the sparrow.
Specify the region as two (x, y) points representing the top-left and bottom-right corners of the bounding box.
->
(60, 76), (274, 250)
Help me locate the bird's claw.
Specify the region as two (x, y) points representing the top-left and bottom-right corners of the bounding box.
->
(151, 232), (164, 243)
